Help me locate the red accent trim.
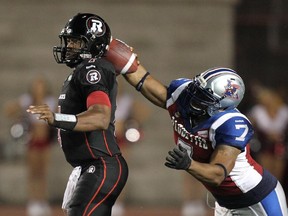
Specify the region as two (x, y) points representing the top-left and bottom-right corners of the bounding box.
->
(102, 130), (112, 156)
(86, 91), (111, 108)
(83, 158), (107, 216)
(87, 155), (122, 215)
(84, 133), (97, 159)
(246, 144), (263, 174)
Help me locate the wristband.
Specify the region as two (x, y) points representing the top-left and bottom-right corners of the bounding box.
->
(52, 113), (78, 131)
(215, 163), (228, 178)
(135, 72), (150, 91)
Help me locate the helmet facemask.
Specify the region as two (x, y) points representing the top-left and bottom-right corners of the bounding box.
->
(53, 35), (92, 68)
(185, 78), (222, 117)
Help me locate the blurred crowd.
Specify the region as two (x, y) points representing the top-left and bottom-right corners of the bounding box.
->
(4, 77), (57, 216)
(246, 83), (288, 199)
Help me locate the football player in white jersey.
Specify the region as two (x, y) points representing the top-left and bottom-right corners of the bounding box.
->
(122, 64), (288, 216)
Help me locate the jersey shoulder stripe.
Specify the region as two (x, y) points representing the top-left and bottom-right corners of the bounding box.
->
(209, 110), (253, 149)
(166, 78), (192, 108)
(210, 111), (251, 131)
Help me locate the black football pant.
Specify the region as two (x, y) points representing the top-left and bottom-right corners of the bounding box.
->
(66, 154), (128, 216)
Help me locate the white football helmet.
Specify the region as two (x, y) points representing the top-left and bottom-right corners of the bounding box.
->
(185, 67), (245, 116)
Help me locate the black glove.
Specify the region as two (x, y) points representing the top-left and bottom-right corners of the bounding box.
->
(165, 145), (192, 170)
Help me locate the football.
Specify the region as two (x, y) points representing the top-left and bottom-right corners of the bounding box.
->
(104, 38), (139, 75)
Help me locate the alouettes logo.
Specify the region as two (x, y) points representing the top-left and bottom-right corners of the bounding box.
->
(171, 116), (208, 149)
(86, 70), (101, 84)
(86, 17), (106, 37)
(224, 79), (240, 100)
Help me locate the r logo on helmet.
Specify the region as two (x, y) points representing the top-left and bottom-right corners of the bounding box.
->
(87, 17), (106, 37)
(86, 70), (101, 84)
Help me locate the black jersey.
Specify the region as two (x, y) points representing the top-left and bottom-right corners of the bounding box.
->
(58, 58), (121, 167)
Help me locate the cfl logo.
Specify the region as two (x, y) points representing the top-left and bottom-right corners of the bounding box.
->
(86, 70), (101, 84)
(87, 18), (105, 37)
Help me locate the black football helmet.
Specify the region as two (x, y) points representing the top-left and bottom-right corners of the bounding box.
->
(53, 13), (111, 67)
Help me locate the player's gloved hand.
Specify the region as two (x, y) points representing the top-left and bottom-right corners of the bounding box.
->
(165, 145), (192, 170)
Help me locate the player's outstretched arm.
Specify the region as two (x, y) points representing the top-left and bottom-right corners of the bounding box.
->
(164, 144), (240, 186)
(103, 38), (167, 108)
(187, 145), (240, 186)
(27, 103), (111, 132)
(123, 64), (167, 109)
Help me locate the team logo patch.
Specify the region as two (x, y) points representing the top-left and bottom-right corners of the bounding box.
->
(86, 17), (106, 37)
(86, 70), (101, 84)
(87, 165), (95, 173)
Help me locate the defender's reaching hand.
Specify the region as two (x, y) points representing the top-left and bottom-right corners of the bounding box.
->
(165, 145), (192, 170)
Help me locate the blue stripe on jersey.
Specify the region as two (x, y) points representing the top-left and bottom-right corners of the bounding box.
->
(202, 68), (236, 80)
(261, 186), (284, 216)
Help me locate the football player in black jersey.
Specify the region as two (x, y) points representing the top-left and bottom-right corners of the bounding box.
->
(27, 13), (128, 216)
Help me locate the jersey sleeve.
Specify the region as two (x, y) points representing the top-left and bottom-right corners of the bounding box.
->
(167, 78), (191, 97)
(212, 114), (254, 150)
(166, 78), (192, 108)
(74, 58), (116, 99)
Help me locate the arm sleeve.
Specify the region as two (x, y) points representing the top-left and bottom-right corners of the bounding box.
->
(75, 60), (115, 99)
(214, 116), (254, 150)
(86, 91), (111, 108)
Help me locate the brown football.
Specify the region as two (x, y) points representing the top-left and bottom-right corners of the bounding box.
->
(104, 38), (138, 75)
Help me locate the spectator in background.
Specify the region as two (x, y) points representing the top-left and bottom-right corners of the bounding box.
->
(4, 76), (57, 216)
(112, 79), (151, 216)
(248, 85), (288, 191)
